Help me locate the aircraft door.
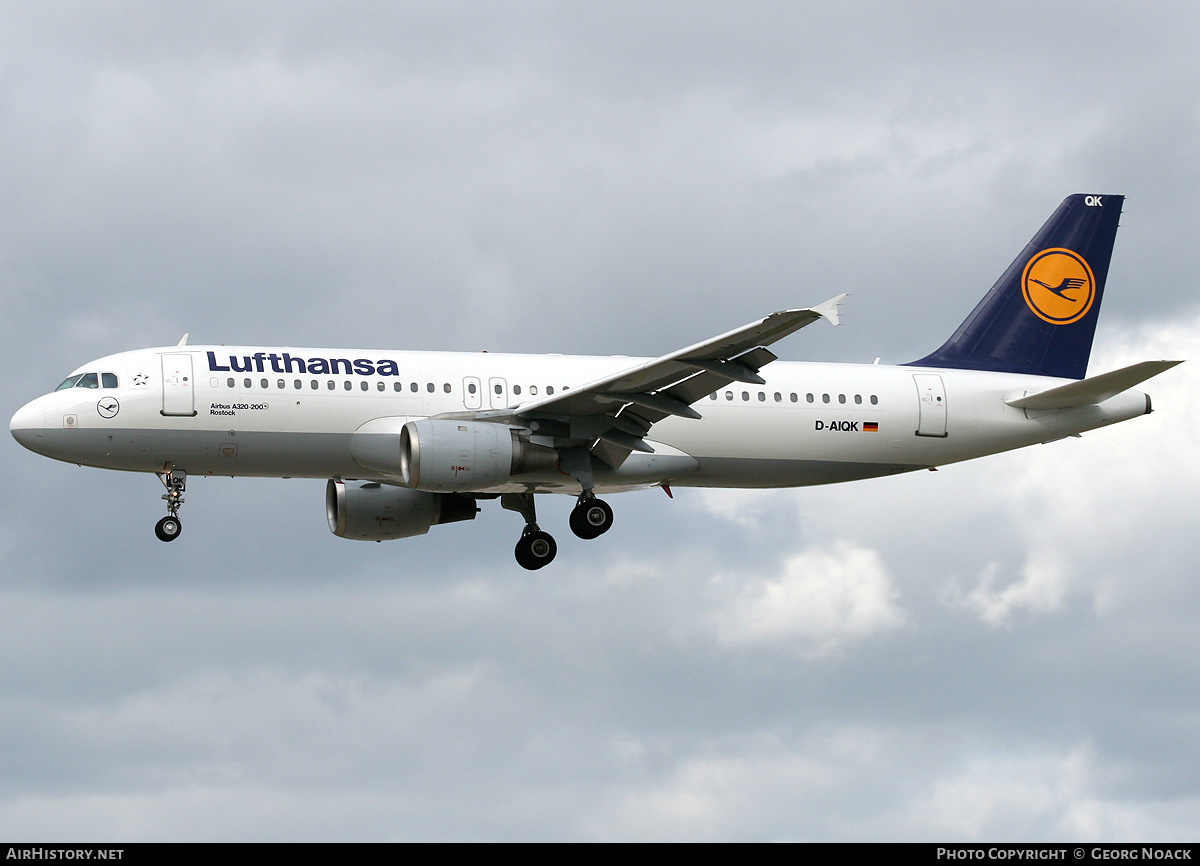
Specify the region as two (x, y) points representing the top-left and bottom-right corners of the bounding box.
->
(161, 353), (197, 417)
(463, 376), (482, 410)
(913, 374), (947, 437)
(488, 377), (509, 409)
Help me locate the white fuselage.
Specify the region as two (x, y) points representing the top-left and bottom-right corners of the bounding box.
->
(10, 345), (1151, 495)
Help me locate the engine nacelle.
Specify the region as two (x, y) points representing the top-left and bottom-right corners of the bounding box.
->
(399, 419), (557, 491)
(326, 479), (477, 541)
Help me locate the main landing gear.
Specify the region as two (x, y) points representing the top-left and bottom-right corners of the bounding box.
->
(502, 490), (614, 570)
(569, 493), (614, 540)
(515, 526), (558, 571)
(155, 469), (186, 542)
(503, 492), (557, 570)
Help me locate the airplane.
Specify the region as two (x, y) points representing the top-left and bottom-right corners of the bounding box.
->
(9, 193), (1182, 569)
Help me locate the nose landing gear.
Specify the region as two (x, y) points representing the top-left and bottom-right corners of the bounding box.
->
(155, 469), (186, 542)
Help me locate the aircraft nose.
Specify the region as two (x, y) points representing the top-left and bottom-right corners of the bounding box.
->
(10, 399), (45, 452)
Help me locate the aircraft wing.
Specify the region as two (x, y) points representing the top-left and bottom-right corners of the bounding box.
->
(512, 294), (847, 466)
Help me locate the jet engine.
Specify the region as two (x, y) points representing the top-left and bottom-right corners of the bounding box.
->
(326, 479), (477, 541)
(399, 419), (558, 492)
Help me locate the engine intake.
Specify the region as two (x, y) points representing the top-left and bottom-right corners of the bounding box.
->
(326, 479), (477, 541)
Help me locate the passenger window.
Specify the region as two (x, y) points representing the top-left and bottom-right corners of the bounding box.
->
(530, 386), (538, 396)
(426, 383), (434, 393)
(513, 385), (522, 395)
(838, 394), (846, 404)
(76, 373), (99, 389)
(726, 391), (733, 400)
(710, 393), (717, 400)
(377, 382), (385, 392)
(311, 380), (319, 390)
(261, 378), (269, 389)
(790, 393), (798, 403)
(327, 381), (335, 390)
(227, 378), (235, 388)
(295, 380), (302, 389)
(101, 373), (118, 388)
(443, 383), (451, 394)
(757, 392), (765, 402)
(870, 395), (878, 405)
(774, 392), (782, 402)
(741, 391), (749, 401)
(822, 394), (830, 403)
(547, 386), (554, 395)
(276, 379), (284, 389)
(344, 381), (352, 391)
(360, 381), (368, 391)
(468, 383), (477, 395)
(855, 394), (862, 405)
(244, 378), (252, 388)
(494, 384), (502, 395)
(394, 383), (402, 392)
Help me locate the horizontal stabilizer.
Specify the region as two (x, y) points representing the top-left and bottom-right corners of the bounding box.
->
(1005, 360), (1182, 410)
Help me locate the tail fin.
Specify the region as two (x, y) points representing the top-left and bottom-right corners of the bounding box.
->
(909, 193), (1123, 379)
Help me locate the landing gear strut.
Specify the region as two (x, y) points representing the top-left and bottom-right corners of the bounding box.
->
(502, 492), (557, 570)
(559, 446), (613, 542)
(155, 469), (186, 542)
(569, 493), (613, 540)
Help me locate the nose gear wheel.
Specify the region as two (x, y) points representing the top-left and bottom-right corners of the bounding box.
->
(155, 515), (182, 542)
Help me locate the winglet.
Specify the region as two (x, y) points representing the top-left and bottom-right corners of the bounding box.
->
(177, 333), (189, 347)
(810, 293), (849, 326)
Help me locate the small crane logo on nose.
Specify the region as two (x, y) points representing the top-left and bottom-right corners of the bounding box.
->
(97, 398), (120, 419)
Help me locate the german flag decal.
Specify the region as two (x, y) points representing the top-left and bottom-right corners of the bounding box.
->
(864, 422), (879, 432)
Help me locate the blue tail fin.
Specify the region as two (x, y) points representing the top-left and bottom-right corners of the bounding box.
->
(909, 193), (1123, 379)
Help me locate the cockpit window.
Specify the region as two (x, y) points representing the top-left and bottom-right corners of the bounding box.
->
(55, 375), (82, 391)
(75, 373), (99, 389)
(101, 373), (118, 388)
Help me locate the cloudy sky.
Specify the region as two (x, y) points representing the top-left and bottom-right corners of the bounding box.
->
(3, 1), (1199, 841)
